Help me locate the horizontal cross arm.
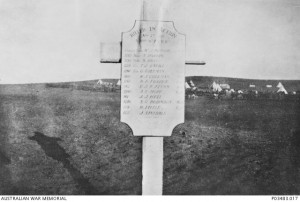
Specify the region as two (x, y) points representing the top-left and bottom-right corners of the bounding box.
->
(100, 59), (121, 63)
(185, 61), (206, 65)
(100, 59), (205, 65)
(100, 42), (206, 65)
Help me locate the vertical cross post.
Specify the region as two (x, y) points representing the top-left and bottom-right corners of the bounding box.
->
(142, 137), (163, 195)
(141, 0), (163, 195)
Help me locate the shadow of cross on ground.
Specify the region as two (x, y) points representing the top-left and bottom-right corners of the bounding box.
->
(29, 132), (104, 195)
(0, 149), (11, 166)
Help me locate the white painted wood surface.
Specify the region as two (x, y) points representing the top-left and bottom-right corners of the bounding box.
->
(142, 137), (163, 195)
(141, 0), (164, 195)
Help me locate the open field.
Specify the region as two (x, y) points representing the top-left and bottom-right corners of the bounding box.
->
(187, 76), (300, 93)
(0, 83), (299, 195)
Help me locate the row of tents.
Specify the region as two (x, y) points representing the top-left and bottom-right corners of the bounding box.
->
(93, 79), (121, 92)
(185, 80), (290, 95)
(95, 78), (292, 95)
(95, 79), (121, 87)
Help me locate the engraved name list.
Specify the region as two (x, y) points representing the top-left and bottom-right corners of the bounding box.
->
(121, 21), (185, 136)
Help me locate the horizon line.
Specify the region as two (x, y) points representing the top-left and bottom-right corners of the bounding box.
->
(1, 75), (300, 85)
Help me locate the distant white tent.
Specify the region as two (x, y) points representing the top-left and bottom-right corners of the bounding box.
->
(266, 85), (272, 88)
(276, 82), (283, 88)
(117, 79), (121, 86)
(96, 79), (103, 85)
(212, 82), (222, 92)
(249, 84), (255, 88)
(185, 82), (191, 89)
(94, 79), (103, 88)
(190, 80), (195, 87)
(277, 82), (288, 94)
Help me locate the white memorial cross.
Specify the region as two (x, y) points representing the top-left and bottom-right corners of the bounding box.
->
(100, 0), (205, 195)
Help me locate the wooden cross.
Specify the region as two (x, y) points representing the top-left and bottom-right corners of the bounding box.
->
(100, 0), (205, 195)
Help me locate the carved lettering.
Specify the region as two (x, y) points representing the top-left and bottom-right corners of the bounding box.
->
(121, 21), (185, 136)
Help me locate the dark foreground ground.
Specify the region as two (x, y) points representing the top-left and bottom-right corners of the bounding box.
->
(0, 84), (299, 195)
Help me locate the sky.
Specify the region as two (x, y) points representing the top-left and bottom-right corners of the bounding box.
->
(0, 0), (299, 84)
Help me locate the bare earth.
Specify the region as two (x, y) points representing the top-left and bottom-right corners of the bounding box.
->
(0, 84), (299, 195)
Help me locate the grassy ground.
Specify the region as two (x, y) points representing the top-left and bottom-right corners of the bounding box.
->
(165, 98), (300, 194)
(0, 84), (299, 195)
